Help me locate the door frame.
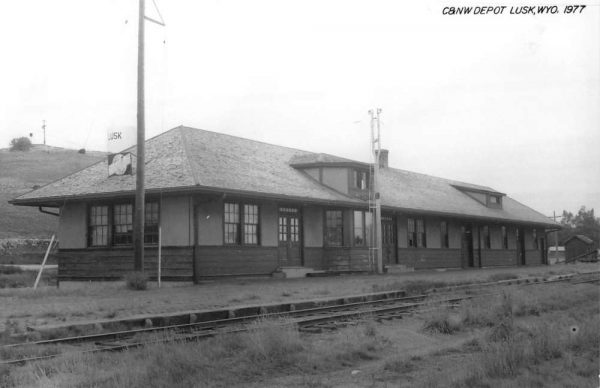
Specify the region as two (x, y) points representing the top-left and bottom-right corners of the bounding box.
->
(277, 206), (304, 267)
(516, 227), (526, 265)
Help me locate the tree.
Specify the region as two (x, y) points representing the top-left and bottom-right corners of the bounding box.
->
(557, 206), (600, 245)
(9, 137), (32, 152)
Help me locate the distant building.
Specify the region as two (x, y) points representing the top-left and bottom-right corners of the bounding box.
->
(547, 246), (565, 264)
(10, 126), (558, 281)
(564, 235), (598, 262)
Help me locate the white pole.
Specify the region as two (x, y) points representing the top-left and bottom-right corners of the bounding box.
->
(158, 226), (162, 288)
(34, 235), (55, 289)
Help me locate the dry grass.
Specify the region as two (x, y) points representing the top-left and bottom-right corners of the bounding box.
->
(1, 317), (390, 388)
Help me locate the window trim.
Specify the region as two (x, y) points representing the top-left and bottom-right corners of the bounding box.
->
(352, 169), (369, 190)
(223, 201), (260, 246)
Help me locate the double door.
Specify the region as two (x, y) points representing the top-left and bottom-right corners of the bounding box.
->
(278, 207), (302, 267)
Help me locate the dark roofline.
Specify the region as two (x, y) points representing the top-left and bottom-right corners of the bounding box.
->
(563, 235), (595, 245)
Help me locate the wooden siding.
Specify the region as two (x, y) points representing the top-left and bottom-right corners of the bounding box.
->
(397, 248), (462, 269)
(194, 246), (278, 277)
(304, 247), (325, 269)
(323, 247), (371, 271)
(525, 249), (542, 265)
(58, 247), (193, 280)
(480, 249), (517, 267)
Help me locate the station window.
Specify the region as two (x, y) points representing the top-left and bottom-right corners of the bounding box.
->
(408, 218), (426, 248)
(440, 221), (449, 248)
(87, 201), (159, 247)
(353, 210), (373, 246)
(532, 229), (538, 250)
(113, 203), (133, 246)
(224, 202), (260, 245)
(501, 226), (508, 249)
(482, 226), (491, 249)
(89, 205), (109, 247)
(353, 170), (369, 190)
(325, 210), (343, 246)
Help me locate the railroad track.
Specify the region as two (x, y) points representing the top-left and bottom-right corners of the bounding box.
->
(2, 271), (598, 366)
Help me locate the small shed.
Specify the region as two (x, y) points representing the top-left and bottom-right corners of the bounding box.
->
(564, 235), (598, 262)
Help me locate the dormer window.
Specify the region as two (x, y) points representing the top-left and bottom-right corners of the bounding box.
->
(487, 194), (502, 208)
(353, 170), (369, 190)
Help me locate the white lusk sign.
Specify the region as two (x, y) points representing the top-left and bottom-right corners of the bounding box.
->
(107, 126), (136, 177)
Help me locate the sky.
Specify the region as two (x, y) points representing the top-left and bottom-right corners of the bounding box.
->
(1, 0), (598, 218)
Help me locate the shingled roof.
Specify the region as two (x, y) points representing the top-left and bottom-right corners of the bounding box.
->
(11, 126), (556, 227)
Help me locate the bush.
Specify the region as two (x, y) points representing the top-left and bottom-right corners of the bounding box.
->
(124, 271), (149, 290)
(78, 148), (86, 154)
(9, 137), (32, 152)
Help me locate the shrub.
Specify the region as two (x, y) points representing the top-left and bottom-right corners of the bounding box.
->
(422, 308), (461, 334)
(9, 137), (32, 151)
(124, 271), (149, 290)
(78, 148), (86, 154)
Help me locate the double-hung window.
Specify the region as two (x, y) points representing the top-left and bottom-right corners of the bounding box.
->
(353, 210), (372, 246)
(89, 205), (109, 247)
(87, 201), (159, 247)
(482, 226), (491, 249)
(501, 226), (508, 249)
(113, 204), (133, 245)
(440, 221), (449, 248)
(224, 202), (259, 245)
(325, 210), (343, 246)
(408, 218), (426, 247)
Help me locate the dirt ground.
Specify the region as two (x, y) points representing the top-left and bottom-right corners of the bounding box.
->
(1, 262), (598, 332)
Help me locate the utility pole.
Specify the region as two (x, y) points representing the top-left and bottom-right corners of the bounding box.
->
(134, 0), (146, 272)
(42, 120), (46, 146)
(369, 108), (383, 274)
(553, 210), (558, 260)
(133, 0), (165, 272)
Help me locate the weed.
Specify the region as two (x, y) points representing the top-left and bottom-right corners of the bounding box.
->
(124, 271), (148, 291)
(422, 307), (461, 334)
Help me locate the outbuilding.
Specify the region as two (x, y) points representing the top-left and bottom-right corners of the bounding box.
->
(564, 235), (598, 262)
(10, 126), (558, 281)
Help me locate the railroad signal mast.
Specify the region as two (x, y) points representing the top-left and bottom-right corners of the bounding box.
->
(369, 108), (384, 274)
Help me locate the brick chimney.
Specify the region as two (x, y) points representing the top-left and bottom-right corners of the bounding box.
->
(376, 149), (389, 168)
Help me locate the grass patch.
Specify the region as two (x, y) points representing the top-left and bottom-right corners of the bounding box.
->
(1, 317), (391, 387)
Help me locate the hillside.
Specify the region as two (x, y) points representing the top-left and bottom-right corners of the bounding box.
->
(0, 145), (105, 238)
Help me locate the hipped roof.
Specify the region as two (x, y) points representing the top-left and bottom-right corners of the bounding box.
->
(11, 126), (557, 227)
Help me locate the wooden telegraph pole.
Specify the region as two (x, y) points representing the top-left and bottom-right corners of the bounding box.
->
(134, 0), (146, 271)
(134, 0), (165, 272)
